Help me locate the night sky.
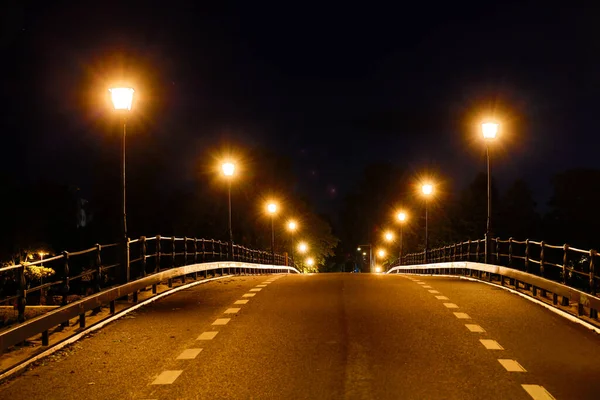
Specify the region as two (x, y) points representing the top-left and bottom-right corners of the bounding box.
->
(2, 1), (600, 216)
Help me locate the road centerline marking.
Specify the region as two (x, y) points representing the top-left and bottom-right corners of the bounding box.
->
(176, 348), (203, 360)
(443, 303), (459, 309)
(522, 385), (555, 400)
(428, 290), (440, 294)
(256, 285), (268, 287)
(224, 308), (241, 314)
(212, 318), (231, 325)
(197, 331), (218, 340)
(235, 300), (249, 304)
(465, 324), (485, 333)
(498, 359), (526, 372)
(480, 339), (504, 350)
(151, 370), (183, 385)
(250, 288), (262, 292)
(243, 293), (256, 297)
(435, 295), (450, 300)
(422, 285), (432, 288)
(453, 312), (471, 319)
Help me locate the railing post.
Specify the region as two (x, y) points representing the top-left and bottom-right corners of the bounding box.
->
(153, 235), (161, 294)
(183, 237), (188, 266)
(171, 236), (176, 268)
(194, 238), (198, 264)
(93, 244), (103, 314)
(140, 236), (147, 278)
(201, 239), (206, 262)
(467, 240), (472, 262)
(540, 241), (545, 277)
(17, 265), (26, 323)
(590, 249), (597, 296)
(61, 251), (70, 327)
(495, 238), (499, 264)
(563, 244), (569, 285)
(508, 238), (513, 268)
(525, 239), (530, 273)
(452, 244), (456, 262)
(476, 240), (481, 263)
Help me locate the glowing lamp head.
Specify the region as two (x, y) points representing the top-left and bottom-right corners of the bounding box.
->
(298, 242), (308, 253)
(481, 122), (499, 139)
(362, 252), (367, 256)
(384, 232), (394, 242)
(109, 87), (134, 111)
(377, 249), (386, 258)
(306, 257), (315, 267)
(422, 184), (433, 196)
(357, 247), (361, 251)
(288, 221), (297, 231)
(375, 266), (382, 273)
(222, 162), (235, 177)
(397, 211), (407, 222)
(267, 203), (277, 214)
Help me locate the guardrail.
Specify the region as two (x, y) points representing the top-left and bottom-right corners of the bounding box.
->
(0, 261), (297, 353)
(0, 236), (289, 326)
(401, 237), (598, 297)
(387, 261), (600, 324)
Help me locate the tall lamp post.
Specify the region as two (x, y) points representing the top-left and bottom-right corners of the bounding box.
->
(383, 232), (394, 270)
(222, 162), (235, 259)
(421, 183), (433, 263)
(482, 122), (499, 264)
(397, 211), (407, 265)
(109, 87), (134, 282)
(287, 220), (297, 269)
(267, 202), (278, 264)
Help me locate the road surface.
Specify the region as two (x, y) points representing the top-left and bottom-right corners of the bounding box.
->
(1, 273), (599, 399)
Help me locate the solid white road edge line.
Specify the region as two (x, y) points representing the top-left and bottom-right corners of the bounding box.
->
(0, 274), (234, 382)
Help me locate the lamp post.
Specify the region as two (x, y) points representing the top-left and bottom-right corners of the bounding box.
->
(287, 220), (297, 269)
(481, 122), (499, 264)
(109, 86), (134, 283)
(397, 211), (407, 265)
(222, 162), (235, 259)
(421, 183), (433, 263)
(267, 202), (278, 264)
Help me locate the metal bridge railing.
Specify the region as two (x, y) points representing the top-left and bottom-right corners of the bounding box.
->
(0, 236), (289, 327)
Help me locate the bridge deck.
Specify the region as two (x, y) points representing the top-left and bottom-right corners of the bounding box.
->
(0, 273), (598, 399)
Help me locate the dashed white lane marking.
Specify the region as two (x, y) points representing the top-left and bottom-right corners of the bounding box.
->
(151, 370), (183, 385)
(256, 285), (268, 287)
(235, 300), (249, 305)
(176, 348), (203, 360)
(453, 312), (471, 319)
(417, 282), (426, 285)
(435, 295), (450, 300)
(422, 285), (432, 288)
(498, 359), (526, 372)
(225, 308), (241, 314)
(480, 339), (504, 350)
(197, 331), (218, 340)
(443, 303), (459, 309)
(250, 288), (262, 292)
(243, 293), (256, 297)
(465, 324), (485, 333)
(428, 290), (440, 294)
(212, 318), (231, 326)
(522, 385), (556, 400)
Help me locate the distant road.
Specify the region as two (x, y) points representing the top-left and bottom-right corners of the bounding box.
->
(1, 273), (599, 399)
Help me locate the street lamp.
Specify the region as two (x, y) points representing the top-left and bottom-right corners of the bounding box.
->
(482, 122), (499, 264)
(384, 231), (394, 242)
(267, 202), (278, 264)
(421, 183), (434, 263)
(396, 211), (408, 265)
(109, 86), (134, 282)
(222, 162), (235, 259)
(287, 220), (297, 270)
(306, 257), (315, 270)
(377, 249), (386, 258)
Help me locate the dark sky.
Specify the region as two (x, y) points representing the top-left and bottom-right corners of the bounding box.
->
(2, 1), (600, 215)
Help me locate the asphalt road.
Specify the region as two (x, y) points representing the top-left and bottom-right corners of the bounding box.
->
(1, 273), (600, 399)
